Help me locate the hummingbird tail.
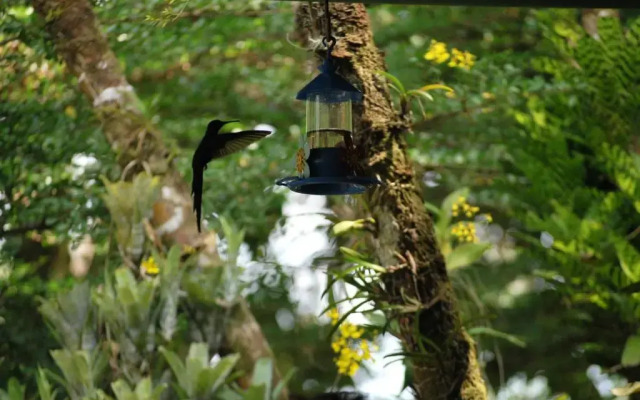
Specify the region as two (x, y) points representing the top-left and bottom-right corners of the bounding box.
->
(191, 167), (203, 233)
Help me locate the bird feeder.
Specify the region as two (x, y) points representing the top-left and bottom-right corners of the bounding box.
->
(276, 1), (380, 195)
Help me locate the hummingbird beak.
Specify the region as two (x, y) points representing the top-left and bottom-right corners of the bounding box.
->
(222, 120), (239, 125)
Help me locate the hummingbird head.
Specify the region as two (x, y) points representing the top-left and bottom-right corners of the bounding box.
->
(207, 119), (239, 135)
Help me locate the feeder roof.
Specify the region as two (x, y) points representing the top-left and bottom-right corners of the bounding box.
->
(296, 59), (363, 103)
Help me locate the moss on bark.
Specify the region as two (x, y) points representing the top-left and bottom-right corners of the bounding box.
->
(295, 4), (487, 399)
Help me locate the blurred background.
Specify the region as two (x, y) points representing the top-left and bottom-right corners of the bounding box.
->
(1, 1), (640, 399)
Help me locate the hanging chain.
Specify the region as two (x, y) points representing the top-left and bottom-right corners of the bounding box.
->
(322, 0), (336, 58)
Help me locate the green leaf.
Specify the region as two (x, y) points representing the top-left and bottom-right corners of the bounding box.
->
(467, 326), (526, 348)
(202, 354), (240, 395)
(133, 378), (154, 398)
(377, 71), (406, 95)
(418, 83), (454, 92)
(612, 382), (640, 396)
(331, 218), (373, 236)
(339, 247), (386, 273)
(111, 380), (134, 400)
(272, 367), (296, 400)
(622, 335), (640, 367)
(244, 385), (267, 400)
(616, 240), (640, 282)
(250, 358), (272, 400)
(406, 89), (433, 102)
(6, 378), (25, 400)
(186, 343), (209, 391)
(424, 201), (441, 216)
(36, 368), (57, 400)
(159, 346), (187, 392)
(445, 242), (491, 270)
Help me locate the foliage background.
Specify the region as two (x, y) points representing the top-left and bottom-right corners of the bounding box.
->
(1, 1), (640, 399)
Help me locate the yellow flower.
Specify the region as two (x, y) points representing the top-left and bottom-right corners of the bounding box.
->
(326, 308), (340, 325)
(329, 320), (375, 377)
(448, 48), (476, 70)
(339, 322), (364, 339)
(485, 213), (493, 223)
(360, 341), (372, 360)
(141, 256), (159, 275)
(336, 356), (350, 371)
(424, 40), (450, 64)
(482, 92), (495, 100)
(64, 105), (77, 119)
(452, 222), (478, 243)
(331, 336), (347, 353)
(182, 244), (196, 255)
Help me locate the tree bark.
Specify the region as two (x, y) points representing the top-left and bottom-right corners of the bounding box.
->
(581, 9), (619, 38)
(294, 4), (486, 400)
(31, 0), (285, 395)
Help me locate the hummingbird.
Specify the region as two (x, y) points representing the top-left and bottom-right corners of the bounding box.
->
(191, 119), (270, 232)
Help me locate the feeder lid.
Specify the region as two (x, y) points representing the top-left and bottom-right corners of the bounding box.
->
(296, 59), (363, 103)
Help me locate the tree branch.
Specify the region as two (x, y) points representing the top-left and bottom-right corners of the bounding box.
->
(0, 221), (52, 237)
(31, 0), (286, 395)
(0, 36), (21, 47)
(412, 103), (495, 131)
(112, 8), (278, 24)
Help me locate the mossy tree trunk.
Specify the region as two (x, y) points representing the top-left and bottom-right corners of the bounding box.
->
(295, 4), (487, 400)
(31, 0), (285, 395)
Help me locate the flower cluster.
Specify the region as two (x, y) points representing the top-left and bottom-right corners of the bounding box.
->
(450, 196), (493, 243)
(326, 308), (374, 377)
(448, 48), (476, 70)
(423, 40), (449, 64)
(141, 256), (159, 275)
(424, 39), (476, 70)
(452, 196), (479, 218)
(451, 221), (477, 243)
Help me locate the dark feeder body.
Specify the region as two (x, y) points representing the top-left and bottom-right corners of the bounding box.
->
(277, 58), (381, 195)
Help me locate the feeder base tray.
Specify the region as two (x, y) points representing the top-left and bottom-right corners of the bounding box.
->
(276, 176), (381, 195)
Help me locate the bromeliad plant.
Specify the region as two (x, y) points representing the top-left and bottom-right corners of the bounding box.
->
(323, 188), (495, 382)
(1, 171), (283, 399)
(377, 71), (453, 119)
(30, 245), (261, 399)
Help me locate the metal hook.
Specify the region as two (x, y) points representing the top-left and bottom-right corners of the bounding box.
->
(323, 0), (335, 58)
(322, 35), (337, 56)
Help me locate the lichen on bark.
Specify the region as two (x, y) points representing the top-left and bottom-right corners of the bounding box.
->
(294, 4), (487, 399)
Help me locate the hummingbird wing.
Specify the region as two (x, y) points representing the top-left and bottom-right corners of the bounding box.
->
(190, 130), (269, 232)
(209, 130), (271, 159)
